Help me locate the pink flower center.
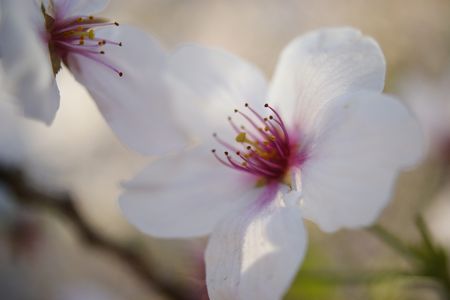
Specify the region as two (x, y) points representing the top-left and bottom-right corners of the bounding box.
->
(212, 103), (306, 186)
(43, 8), (123, 77)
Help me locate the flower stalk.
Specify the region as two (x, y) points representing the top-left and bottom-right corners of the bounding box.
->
(369, 219), (450, 299)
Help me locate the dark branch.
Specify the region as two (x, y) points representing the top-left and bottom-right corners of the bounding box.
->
(0, 165), (194, 300)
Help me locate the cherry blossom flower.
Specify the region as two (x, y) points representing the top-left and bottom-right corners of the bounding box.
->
(119, 27), (424, 299)
(0, 0), (185, 154)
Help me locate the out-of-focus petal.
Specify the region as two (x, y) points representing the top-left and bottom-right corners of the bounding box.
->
(269, 27), (385, 134)
(15, 77), (60, 124)
(119, 147), (259, 238)
(0, 0), (59, 124)
(66, 25), (187, 155)
(300, 91), (424, 232)
(205, 195), (307, 300)
(0, 70), (27, 165)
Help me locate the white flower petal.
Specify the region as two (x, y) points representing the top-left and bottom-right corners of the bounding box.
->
(0, 0), (59, 124)
(16, 76), (60, 124)
(0, 75), (27, 165)
(119, 147), (259, 238)
(300, 92), (424, 232)
(66, 25), (186, 155)
(269, 27), (385, 132)
(206, 195), (307, 300)
(49, 0), (109, 18)
(166, 45), (268, 141)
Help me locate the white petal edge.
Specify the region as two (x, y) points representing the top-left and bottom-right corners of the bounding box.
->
(268, 27), (386, 133)
(0, 77), (28, 165)
(206, 194), (307, 300)
(165, 44), (268, 142)
(66, 25), (187, 155)
(119, 147), (260, 238)
(16, 76), (60, 124)
(300, 91), (424, 232)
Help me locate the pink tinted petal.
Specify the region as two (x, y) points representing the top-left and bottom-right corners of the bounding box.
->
(300, 92), (424, 232)
(66, 25), (186, 155)
(119, 147), (259, 238)
(206, 194), (307, 300)
(269, 27), (385, 134)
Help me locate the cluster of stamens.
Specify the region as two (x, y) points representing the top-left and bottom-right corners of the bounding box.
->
(212, 103), (301, 185)
(46, 12), (124, 76)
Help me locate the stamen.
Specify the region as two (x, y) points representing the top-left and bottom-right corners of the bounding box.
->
(236, 109), (271, 141)
(212, 104), (299, 184)
(213, 133), (240, 153)
(265, 104), (290, 144)
(228, 117), (240, 133)
(46, 10), (124, 77)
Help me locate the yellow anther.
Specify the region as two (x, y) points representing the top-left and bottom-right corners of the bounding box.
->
(255, 178), (267, 187)
(88, 29), (95, 39)
(77, 17), (83, 23)
(235, 132), (247, 143)
(235, 132), (262, 150)
(79, 40), (85, 45)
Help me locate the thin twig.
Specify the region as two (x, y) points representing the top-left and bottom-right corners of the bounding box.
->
(0, 165), (193, 300)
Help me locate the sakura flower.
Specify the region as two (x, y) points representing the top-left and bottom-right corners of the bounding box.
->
(119, 27), (424, 299)
(0, 0), (185, 154)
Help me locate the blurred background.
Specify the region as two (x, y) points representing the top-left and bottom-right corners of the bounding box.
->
(1, 0), (450, 299)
